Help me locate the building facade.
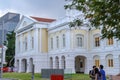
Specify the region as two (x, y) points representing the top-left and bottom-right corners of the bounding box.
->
(0, 12), (20, 46)
(15, 13), (120, 75)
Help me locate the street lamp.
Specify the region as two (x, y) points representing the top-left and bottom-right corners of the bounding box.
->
(0, 21), (4, 78)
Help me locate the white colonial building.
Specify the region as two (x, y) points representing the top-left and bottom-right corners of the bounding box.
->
(14, 11), (120, 75)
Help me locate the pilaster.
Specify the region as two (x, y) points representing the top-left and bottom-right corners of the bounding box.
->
(52, 57), (56, 69)
(40, 28), (42, 53)
(85, 57), (93, 74)
(27, 32), (30, 51)
(26, 59), (30, 73)
(66, 29), (71, 50)
(15, 36), (18, 54)
(113, 55), (120, 75)
(34, 28), (39, 53)
(21, 34), (23, 52)
(18, 59), (22, 73)
(66, 56), (75, 73)
(59, 57), (62, 69)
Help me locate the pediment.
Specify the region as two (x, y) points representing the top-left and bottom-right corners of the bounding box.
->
(15, 15), (36, 32)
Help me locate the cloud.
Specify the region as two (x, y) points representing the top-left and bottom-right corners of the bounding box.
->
(0, 0), (66, 19)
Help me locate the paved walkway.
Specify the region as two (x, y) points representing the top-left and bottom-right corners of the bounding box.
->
(112, 75), (120, 80)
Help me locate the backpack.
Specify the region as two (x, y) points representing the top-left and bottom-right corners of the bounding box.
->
(89, 70), (95, 79)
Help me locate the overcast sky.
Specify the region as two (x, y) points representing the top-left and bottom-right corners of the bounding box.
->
(0, 0), (66, 19)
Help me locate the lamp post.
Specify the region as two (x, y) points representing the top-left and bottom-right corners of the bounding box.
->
(0, 21), (4, 78)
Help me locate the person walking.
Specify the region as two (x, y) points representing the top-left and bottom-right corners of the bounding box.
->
(89, 66), (96, 80)
(99, 65), (106, 80)
(94, 68), (102, 80)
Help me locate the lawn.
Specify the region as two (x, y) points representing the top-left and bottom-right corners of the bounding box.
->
(3, 72), (91, 80)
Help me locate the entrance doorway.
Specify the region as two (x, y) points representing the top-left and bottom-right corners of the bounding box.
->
(21, 59), (27, 72)
(75, 56), (85, 73)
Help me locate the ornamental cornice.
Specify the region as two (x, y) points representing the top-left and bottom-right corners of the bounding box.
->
(16, 23), (35, 34)
(48, 22), (69, 31)
(48, 17), (70, 31)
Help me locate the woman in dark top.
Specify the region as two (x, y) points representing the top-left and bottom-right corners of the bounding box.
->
(94, 68), (102, 80)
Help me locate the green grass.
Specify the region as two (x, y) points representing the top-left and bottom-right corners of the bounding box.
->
(3, 72), (91, 80)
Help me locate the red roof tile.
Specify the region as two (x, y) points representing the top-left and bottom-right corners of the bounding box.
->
(31, 16), (55, 23)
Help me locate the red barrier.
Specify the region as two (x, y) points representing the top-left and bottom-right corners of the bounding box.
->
(51, 74), (63, 80)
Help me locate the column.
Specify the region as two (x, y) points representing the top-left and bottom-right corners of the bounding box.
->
(66, 55), (75, 73)
(34, 28), (39, 53)
(26, 59), (30, 73)
(27, 33), (31, 51)
(113, 38), (117, 48)
(66, 29), (71, 50)
(60, 57), (62, 69)
(100, 39), (105, 49)
(15, 35), (18, 54)
(18, 59), (22, 73)
(100, 55), (106, 66)
(53, 57), (56, 69)
(113, 55), (120, 75)
(59, 34), (62, 50)
(53, 35), (56, 51)
(21, 34), (23, 53)
(85, 57), (93, 74)
(39, 28), (42, 52)
(86, 30), (90, 51)
(14, 59), (17, 72)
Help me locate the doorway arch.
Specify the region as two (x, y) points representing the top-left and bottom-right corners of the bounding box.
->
(29, 58), (33, 72)
(21, 59), (27, 72)
(61, 56), (66, 69)
(75, 56), (86, 73)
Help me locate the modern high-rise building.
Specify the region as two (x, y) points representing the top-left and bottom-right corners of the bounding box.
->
(0, 12), (20, 46)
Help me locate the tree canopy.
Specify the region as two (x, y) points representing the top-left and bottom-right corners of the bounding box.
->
(4, 31), (15, 67)
(65, 0), (120, 39)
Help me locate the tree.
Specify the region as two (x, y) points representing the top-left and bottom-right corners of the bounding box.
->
(65, 0), (120, 39)
(4, 31), (15, 67)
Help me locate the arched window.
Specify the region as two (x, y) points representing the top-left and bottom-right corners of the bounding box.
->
(107, 38), (113, 45)
(94, 34), (100, 47)
(61, 56), (66, 69)
(76, 34), (83, 47)
(93, 55), (100, 67)
(106, 54), (114, 67)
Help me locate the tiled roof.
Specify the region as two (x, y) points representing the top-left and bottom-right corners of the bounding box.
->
(31, 16), (55, 23)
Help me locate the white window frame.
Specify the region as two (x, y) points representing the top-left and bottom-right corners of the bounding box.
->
(93, 34), (100, 48)
(106, 54), (114, 67)
(76, 34), (84, 48)
(107, 38), (113, 46)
